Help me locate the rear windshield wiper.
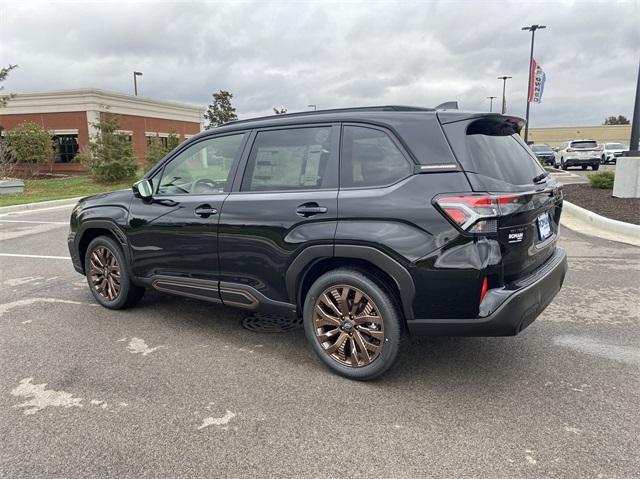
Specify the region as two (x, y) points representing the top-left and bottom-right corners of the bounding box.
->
(532, 172), (549, 184)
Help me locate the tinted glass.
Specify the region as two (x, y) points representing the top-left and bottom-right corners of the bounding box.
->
(571, 141), (598, 149)
(341, 126), (411, 188)
(531, 144), (553, 153)
(606, 143), (625, 149)
(157, 134), (245, 195)
(459, 119), (544, 189)
(241, 127), (334, 192)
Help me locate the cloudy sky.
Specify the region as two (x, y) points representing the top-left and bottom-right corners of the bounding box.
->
(1, 0), (638, 127)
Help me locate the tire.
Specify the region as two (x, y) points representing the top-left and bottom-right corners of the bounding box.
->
(601, 155), (607, 165)
(561, 158), (568, 170)
(592, 164), (599, 171)
(581, 165), (588, 170)
(303, 268), (402, 380)
(84, 236), (145, 309)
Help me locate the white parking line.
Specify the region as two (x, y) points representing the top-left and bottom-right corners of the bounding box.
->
(0, 220), (68, 225)
(0, 253), (71, 260)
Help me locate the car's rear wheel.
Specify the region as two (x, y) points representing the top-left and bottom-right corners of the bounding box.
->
(601, 155), (607, 165)
(561, 158), (568, 170)
(303, 268), (402, 380)
(85, 236), (145, 309)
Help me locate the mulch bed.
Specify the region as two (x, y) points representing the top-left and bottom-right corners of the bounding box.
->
(562, 183), (640, 225)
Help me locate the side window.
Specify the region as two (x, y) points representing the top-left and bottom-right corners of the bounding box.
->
(340, 125), (412, 188)
(241, 126), (335, 192)
(156, 133), (245, 195)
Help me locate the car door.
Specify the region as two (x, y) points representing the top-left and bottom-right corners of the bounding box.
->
(127, 132), (249, 299)
(218, 124), (339, 310)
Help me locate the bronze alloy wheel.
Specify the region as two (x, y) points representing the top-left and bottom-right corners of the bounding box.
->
(89, 246), (121, 301)
(313, 284), (385, 368)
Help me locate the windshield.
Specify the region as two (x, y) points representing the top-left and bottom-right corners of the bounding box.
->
(531, 144), (553, 152)
(606, 143), (625, 149)
(571, 141), (598, 149)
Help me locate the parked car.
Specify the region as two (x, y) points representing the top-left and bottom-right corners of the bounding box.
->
(68, 107), (567, 380)
(556, 140), (602, 170)
(531, 143), (556, 166)
(600, 142), (627, 164)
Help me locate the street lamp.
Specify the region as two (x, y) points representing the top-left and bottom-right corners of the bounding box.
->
(307, 104), (317, 111)
(486, 96), (497, 113)
(522, 24), (546, 142)
(497, 76), (512, 114)
(133, 71), (143, 96)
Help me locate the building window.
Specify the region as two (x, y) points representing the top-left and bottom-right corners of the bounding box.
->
(54, 135), (79, 163)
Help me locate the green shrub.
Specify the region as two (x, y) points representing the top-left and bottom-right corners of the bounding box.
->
(588, 171), (615, 189)
(4, 121), (53, 177)
(83, 116), (138, 183)
(144, 132), (180, 171)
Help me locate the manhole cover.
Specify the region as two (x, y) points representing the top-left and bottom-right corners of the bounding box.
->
(241, 313), (303, 333)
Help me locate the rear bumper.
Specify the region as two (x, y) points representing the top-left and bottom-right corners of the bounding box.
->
(565, 157), (599, 164)
(407, 247), (567, 336)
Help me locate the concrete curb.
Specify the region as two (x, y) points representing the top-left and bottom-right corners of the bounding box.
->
(0, 196), (83, 215)
(561, 200), (640, 247)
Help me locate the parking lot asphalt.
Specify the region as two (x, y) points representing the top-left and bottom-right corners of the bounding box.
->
(1, 202), (639, 478)
(548, 164), (616, 185)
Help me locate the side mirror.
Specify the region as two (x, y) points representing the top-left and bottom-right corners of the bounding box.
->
(133, 179), (153, 199)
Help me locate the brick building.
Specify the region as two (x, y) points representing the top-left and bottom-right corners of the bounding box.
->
(0, 88), (205, 173)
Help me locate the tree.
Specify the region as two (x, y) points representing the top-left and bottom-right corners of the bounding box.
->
(604, 115), (630, 125)
(4, 121), (53, 177)
(0, 64), (18, 108)
(273, 107), (288, 115)
(204, 90), (237, 128)
(145, 132), (180, 171)
(82, 116), (138, 183)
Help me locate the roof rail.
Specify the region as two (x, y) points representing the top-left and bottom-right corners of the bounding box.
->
(225, 105), (435, 126)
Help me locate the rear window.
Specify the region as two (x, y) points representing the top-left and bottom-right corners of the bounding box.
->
(460, 118), (544, 189)
(606, 143), (625, 149)
(570, 141), (598, 149)
(531, 144), (553, 153)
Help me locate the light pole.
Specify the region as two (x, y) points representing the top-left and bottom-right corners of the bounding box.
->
(307, 104), (317, 111)
(497, 76), (512, 114)
(486, 96), (497, 112)
(627, 58), (640, 155)
(133, 71), (143, 96)
(522, 24), (546, 143)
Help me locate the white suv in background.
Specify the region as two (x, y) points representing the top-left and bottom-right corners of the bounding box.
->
(600, 142), (628, 164)
(556, 140), (602, 171)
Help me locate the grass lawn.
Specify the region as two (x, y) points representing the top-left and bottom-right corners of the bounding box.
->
(0, 176), (135, 207)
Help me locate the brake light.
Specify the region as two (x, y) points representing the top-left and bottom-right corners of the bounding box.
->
(480, 277), (489, 302)
(566, 148), (575, 152)
(435, 193), (525, 233)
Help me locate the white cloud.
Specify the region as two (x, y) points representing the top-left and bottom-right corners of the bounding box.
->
(1, 0), (637, 127)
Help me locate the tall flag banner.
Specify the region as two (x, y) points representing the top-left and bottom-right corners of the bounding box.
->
(528, 58), (546, 103)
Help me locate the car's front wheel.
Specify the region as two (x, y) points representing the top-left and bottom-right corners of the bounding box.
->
(84, 236), (145, 309)
(303, 268), (402, 380)
(561, 157), (568, 170)
(592, 164), (600, 171)
(601, 155), (607, 165)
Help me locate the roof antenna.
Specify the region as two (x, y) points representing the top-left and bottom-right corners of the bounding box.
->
(435, 101), (459, 110)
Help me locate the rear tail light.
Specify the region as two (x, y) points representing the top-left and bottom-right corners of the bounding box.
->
(435, 193), (524, 233)
(480, 277), (489, 302)
(566, 148), (575, 152)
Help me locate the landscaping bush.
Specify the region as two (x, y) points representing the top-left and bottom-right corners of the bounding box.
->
(82, 116), (138, 183)
(145, 132), (179, 171)
(588, 171), (615, 189)
(4, 121), (53, 177)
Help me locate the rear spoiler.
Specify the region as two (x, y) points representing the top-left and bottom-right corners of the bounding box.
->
(437, 111), (526, 134)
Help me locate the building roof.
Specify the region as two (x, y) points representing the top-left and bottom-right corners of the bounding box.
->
(0, 88), (205, 124)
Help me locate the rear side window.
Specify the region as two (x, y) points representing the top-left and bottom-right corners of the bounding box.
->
(571, 141), (598, 149)
(241, 126), (335, 192)
(456, 118), (544, 189)
(340, 125), (412, 188)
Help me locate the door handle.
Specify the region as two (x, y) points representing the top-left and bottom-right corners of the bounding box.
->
(194, 204), (218, 218)
(296, 202), (328, 217)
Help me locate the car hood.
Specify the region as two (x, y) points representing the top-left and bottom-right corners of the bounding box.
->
(76, 188), (133, 210)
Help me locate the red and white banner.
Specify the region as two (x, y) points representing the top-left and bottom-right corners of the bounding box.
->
(528, 58), (546, 103)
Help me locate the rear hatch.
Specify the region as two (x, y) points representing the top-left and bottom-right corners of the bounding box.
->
(437, 113), (563, 282)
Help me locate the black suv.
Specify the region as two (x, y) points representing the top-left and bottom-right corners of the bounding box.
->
(68, 106), (567, 380)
